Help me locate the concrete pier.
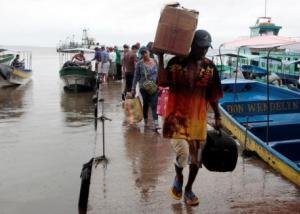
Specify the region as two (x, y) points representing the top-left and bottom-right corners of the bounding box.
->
(87, 82), (300, 213)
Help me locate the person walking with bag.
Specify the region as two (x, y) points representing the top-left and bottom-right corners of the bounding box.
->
(131, 48), (159, 130)
(157, 29), (223, 206)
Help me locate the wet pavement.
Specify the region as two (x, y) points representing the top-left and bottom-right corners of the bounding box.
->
(87, 82), (300, 214)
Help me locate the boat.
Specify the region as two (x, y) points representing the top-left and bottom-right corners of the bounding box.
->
(247, 16), (300, 85)
(59, 48), (96, 92)
(220, 78), (300, 186)
(57, 29), (97, 53)
(0, 50), (32, 87)
(213, 53), (269, 79)
(240, 64), (267, 78)
(217, 13), (300, 89)
(217, 34), (300, 186)
(0, 49), (15, 65)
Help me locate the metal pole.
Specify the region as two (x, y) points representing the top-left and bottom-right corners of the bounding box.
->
(266, 46), (278, 145)
(218, 44), (224, 79)
(233, 47), (244, 102)
(101, 99), (105, 157)
(265, 0), (267, 17)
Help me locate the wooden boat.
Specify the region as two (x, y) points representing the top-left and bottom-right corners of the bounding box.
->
(59, 48), (96, 92)
(220, 78), (300, 186)
(0, 50), (32, 87)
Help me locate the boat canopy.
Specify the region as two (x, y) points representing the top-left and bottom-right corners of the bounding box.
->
(59, 48), (95, 53)
(213, 53), (246, 58)
(280, 43), (300, 52)
(214, 52), (283, 63)
(212, 53), (262, 60)
(222, 35), (298, 49)
(283, 59), (300, 66)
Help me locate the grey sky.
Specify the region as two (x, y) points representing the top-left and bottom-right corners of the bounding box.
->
(1, 0), (299, 47)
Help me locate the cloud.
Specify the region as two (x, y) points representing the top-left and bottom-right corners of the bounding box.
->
(0, 0), (299, 47)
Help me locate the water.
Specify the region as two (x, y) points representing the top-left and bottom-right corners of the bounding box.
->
(0, 47), (95, 214)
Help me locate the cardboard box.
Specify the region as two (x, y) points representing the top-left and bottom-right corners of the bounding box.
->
(153, 4), (199, 56)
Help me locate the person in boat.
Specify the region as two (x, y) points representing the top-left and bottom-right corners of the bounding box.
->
(267, 73), (282, 86)
(11, 54), (24, 68)
(157, 29), (223, 206)
(72, 50), (86, 66)
(233, 68), (245, 79)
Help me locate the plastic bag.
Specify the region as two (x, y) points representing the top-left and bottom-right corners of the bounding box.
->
(124, 96), (143, 124)
(157, 87), (169, 117)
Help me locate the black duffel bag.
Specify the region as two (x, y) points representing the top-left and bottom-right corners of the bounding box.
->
(202, 128), (238, 172)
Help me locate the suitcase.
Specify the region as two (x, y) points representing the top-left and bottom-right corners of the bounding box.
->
(202, 129), (238, 172)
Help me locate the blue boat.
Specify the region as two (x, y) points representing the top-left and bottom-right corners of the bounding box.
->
(240, 64), (267, 78)
(219, 78), (300, 186)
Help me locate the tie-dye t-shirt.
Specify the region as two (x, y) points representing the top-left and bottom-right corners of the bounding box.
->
(162, 57), (223, 141)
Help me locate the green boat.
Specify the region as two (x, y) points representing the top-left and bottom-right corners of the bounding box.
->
(248, 17), (299, 82)
(0, 49), (15, 65)
(59, 66), (96, 92)
(218, 16), (300, 90)
(59, 48), (96, 92)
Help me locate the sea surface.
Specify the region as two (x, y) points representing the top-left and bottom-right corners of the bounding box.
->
(0, 47), (95, 214)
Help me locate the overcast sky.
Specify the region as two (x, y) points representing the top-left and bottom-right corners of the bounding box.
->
(1, 0), (299, 48)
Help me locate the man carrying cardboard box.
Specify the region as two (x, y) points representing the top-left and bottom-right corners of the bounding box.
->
(157, 29), (223, 206)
